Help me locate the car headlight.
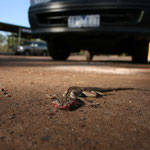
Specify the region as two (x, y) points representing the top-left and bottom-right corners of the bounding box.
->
(30, 0), (52, 6)
(17, 46), (24, 52)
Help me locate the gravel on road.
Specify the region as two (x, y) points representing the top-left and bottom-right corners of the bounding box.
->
(0, 55), (150, 150)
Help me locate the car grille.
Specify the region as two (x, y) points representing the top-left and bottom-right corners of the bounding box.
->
(36, 9), (143, 27)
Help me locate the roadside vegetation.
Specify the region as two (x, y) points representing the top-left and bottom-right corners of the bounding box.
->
(0, 32), (34, 53)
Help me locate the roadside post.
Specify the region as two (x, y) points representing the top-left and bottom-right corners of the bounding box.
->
(18, 27), (21, 46)
(148, 43), (150, 62)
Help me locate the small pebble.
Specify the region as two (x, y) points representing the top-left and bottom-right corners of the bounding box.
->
(41, 136), (50, 142)
(0, 136), (5, 140)
(3, 92), (8, 95)
(79, 124), (86, 128)
(32, 141), (37, 145)
(8, 114), (16, 119)
(0, 88), (5, 92)
(46, 94), (57, 99)
(10, 131), (14, 135)
(5, 94), (11, 97)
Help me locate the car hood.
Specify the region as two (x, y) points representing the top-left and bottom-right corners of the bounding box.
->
(19, 45), (31, 48)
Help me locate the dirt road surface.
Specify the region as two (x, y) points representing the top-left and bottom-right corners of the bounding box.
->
(0, 55), (150, 150)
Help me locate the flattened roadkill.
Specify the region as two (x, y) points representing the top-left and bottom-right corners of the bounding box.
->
(50, 86), (135, 111)
(0, 55), (150, 150)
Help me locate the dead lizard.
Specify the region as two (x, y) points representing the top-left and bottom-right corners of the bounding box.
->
(52, 86), (134, 111)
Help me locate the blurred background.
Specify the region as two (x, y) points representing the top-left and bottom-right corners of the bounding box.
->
(0, 0), (32, 53)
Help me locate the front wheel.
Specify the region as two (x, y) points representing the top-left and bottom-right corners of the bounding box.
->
(15, 52), (20, 55)
(132, 40), (149, 63)
(48, 39), (71, 60)
(24, 50), (31, 56)
(42, 51), (48, 56)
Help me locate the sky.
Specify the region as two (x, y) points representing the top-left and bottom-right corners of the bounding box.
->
(0, 0), (30, 27)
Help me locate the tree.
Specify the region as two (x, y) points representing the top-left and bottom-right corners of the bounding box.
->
(0, 33), (6, 45)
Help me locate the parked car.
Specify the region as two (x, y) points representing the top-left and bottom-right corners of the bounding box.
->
(13, 41), (48, 56)
(29, 0), (150, 63)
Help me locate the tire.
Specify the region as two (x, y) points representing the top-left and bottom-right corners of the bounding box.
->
(48, 39), (71, 60)
(15, 52), (20, 55)
(132, 40), (149, 63)
(85, 50), (94, 61)
(42, 51), (47, 56)
(24, 50), (30, 56)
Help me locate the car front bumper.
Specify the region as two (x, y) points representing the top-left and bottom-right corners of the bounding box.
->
(29, 0), (150, 37)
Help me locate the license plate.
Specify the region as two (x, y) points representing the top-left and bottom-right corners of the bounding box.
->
(68, 15), (100, 28)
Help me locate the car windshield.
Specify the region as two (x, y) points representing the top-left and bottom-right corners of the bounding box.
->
(33, 42), (47, 46)
(22, 41), (33, 45)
